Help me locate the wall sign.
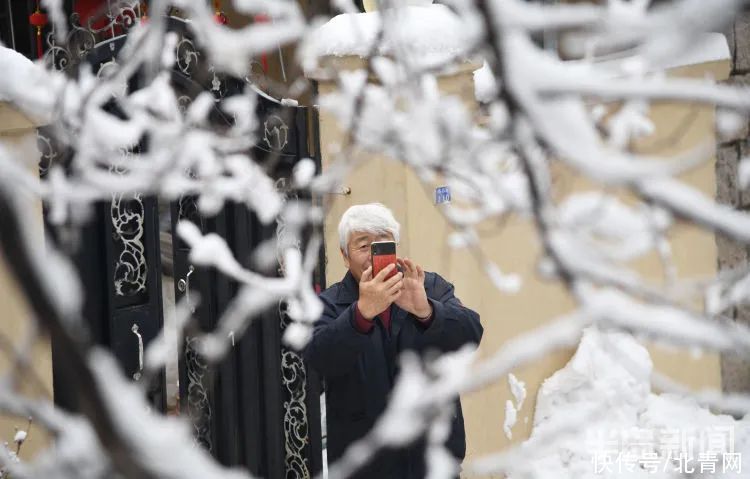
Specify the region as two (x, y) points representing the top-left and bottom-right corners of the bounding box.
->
(435, 186), (451, 204)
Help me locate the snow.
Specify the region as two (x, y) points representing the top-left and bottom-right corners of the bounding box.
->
(582, 286), (750, 353)
(41, 0), (67, 40)
(176, 0), (305, 78)
(557, 192), (666, 263)
(505, 34), (693, 185)
(584, 33), (730, 74)
(196, 286), (281, 360)
(716, 108), (747, 142)
(0, 143), (85, 325)
(13, 430), (26, 444)
(651, 32), (730, 70)
(473, 61), (498, 103)
(505, 328), (750, 479)
(8, 406), (110, 479)
(508, 373), (527, 411)
(1, 1), (749, 477)
(282, 322), (312, 350)
(605, 101), (654, 149)
(372, 353), (430, 446)
(0, 47), (60, 124)
(484, 262), (522, 294)
(87, 350), (254, 479)
(306, 5), (479, 70)
(740, 158), (750, 190)
(640, 177), (750, 244)
(503, 400), (517, 440)
(292, 158), (317, 187)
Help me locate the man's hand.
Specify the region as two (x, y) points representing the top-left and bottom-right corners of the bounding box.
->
(357, 264), (403, 319)
(394, 258), (432, 321)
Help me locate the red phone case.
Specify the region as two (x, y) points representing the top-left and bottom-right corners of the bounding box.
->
(373, 253), (397, 279)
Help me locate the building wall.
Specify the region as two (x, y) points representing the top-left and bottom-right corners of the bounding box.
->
(314, 55), (730, 471)
(0, 125), (52, 460)
(717, 11), (750, 394)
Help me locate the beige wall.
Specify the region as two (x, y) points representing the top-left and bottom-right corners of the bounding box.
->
(0, 255), (53, 460)
(632, 60), (730, 393)
(314, 55), (730, 472)
(0, 124), (53, 460)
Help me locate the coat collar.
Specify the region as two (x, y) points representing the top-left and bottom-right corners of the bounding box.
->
(335, 270), (360, 304)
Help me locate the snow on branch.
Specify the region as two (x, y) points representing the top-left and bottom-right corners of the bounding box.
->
(1, 0), (750, 477)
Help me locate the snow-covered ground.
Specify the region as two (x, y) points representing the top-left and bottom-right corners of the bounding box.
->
(509, 328), (749, 478)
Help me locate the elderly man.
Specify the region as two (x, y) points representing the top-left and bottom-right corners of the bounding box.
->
(304, 203), (483, 478)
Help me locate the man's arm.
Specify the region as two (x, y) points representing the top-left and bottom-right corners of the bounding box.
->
(303, 295), (372, 377)
(304, 265), (403, 376)
(413, 273), (483, 352)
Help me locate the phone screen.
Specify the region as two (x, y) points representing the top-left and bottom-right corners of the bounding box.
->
(371, 241), (397, 279)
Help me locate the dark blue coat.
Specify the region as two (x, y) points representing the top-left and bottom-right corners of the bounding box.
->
(304, 271), (483, 478)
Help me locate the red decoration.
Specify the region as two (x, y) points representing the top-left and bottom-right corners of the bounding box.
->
(28, 10), (47, 27)
(214, 12), (227, 24)
(28, 7), (48, 59)
(254, 14), (270, 73)
(213, 0), (227, 25)
(138, 2), (148, 24)
(74, 0), (109, 31)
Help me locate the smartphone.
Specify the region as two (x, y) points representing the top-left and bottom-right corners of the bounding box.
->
(371, 241), (397, 279)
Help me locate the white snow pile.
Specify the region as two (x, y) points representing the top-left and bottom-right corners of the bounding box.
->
(656, 32), (730, 71)
(509, 372), (527, 411)
(473, 61), (498, 104)
(305, 5), (479, 70)
(13, 429), (27, 444)
(510, 328), (750, 478)
(504, 373), (527, 440)
(0, 46), (60, 124)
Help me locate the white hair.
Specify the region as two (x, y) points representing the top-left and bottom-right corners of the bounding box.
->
(338, 203), (400, 256)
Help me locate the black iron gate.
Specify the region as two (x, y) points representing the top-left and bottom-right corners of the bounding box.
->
(21, 4), (323, 477)
(41, 31), (167, 414)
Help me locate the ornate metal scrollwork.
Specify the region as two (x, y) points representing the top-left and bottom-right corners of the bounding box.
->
(83, 1), (141, 36)
(36, 130), (58, 177)
(110, 156), (148, 297)
(276, 183), (311, 478)
(280, 302), (311, 479)
(246, 61), (270, 92)
(172, 32), (229, 99)
(264, 115), (290, 151)
(209, 67), (229, 101)
(177, 194), (199, 223)
(43, 13), (96, 72)
(184, 336), (213, 452)
(175, 36), (200, 77)
(177, 170), (205, 230)
(97, 58), (129, 97)
(44, 2), (144, 72)
(177, 95), (192, 115)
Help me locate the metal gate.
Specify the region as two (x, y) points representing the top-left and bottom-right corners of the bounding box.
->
(24, 4), (323, 477)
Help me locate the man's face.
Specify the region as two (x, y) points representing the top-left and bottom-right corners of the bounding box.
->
(342, 231), (395, 282)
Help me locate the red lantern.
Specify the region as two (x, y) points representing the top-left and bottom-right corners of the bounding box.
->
(28, 7), (48, 59)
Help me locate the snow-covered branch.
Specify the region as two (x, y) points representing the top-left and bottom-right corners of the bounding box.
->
(1, 0), (750, 477)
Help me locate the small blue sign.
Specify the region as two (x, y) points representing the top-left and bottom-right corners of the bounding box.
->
(435, 186), (451, 204)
